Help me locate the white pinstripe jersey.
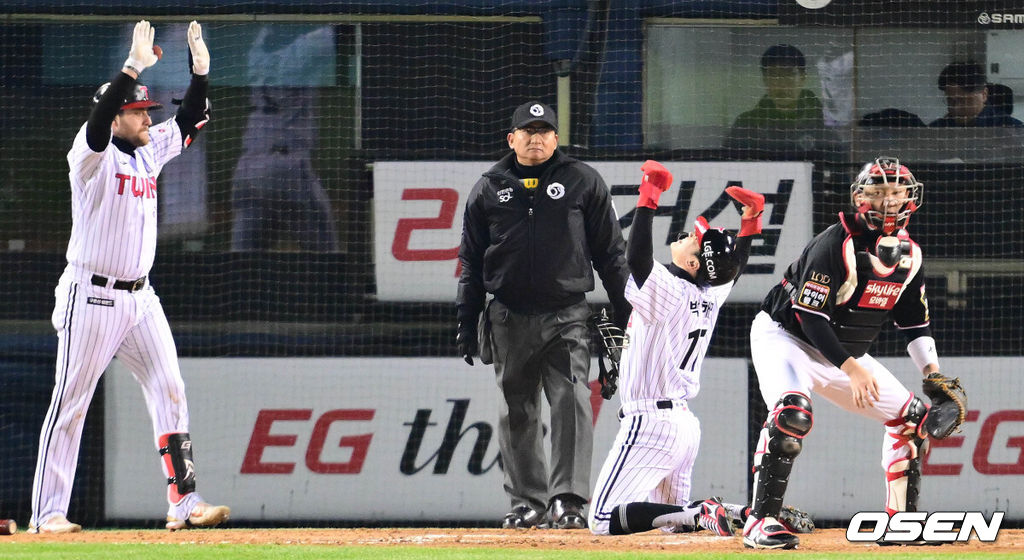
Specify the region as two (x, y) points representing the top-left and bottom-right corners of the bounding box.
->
(65, 117), (182, 279)
(619, 261), (733, 402)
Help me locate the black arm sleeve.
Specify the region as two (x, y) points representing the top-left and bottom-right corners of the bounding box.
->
(796, 310), (852, 368)
(174, 74), (210, 145)
(626, 206), (655, 288)
(86, 71), (136, 152)
(732, 235), (753, 282)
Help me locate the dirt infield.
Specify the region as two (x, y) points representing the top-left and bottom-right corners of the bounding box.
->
(4, 527), (1023, 553)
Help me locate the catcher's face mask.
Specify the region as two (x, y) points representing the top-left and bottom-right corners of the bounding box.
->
(850, 156), (922, 235)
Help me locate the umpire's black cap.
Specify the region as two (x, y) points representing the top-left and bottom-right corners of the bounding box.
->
(92, 82), (163, 111)
(510, 101), (558, 132)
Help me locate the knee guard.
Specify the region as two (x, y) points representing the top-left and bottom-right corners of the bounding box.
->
(159, 432), (197, 504)
(884, 397), (927, 514)
(751, 393), (813, 520)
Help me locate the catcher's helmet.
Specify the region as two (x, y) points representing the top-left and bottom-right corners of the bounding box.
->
(92, 82), (163, 111)
(850, 156), (922, 235)
(693, 217), (739, 287)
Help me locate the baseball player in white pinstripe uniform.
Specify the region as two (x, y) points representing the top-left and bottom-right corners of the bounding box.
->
(29, 21), (228, 534)
(588, 161), (764, 536)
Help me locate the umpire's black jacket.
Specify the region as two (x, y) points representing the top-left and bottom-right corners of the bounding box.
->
(457, 150), (630, 325)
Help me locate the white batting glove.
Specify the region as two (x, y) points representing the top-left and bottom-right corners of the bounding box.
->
(187, 21), (210, 76)
(124, 20), (158, 74)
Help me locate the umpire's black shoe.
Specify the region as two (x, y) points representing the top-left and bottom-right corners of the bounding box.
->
(502, 505), (546, 529)
(548, 495), (588, 529)
(743, 516), (799, 549)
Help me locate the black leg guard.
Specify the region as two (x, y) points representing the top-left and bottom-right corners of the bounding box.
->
(750, 393), (813, 520)
(159, 432), (197, 503)
(906, 449), (922, 512)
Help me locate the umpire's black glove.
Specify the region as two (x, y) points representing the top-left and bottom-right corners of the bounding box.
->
(456, 318), (478, 366)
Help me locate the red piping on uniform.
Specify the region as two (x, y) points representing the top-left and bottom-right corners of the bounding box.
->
(885, 457), (910, 481)
(839, 211), (853, 234)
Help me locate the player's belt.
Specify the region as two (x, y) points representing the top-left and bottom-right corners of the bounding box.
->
(91, 274), (147, 292)
(617, 399), (685, 418)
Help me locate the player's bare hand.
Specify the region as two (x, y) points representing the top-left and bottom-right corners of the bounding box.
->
(187, 21), (210, 75)
(842, 359), (880, 408)
(126, 20), (158, 73)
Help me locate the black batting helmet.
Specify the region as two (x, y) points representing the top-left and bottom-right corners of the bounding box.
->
(694, 217), (739, 287)
(93, 82), (163, 111)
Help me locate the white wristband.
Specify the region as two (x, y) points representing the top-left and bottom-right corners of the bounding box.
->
(124, 57), (144, 75)
(907, 336), (939, 373)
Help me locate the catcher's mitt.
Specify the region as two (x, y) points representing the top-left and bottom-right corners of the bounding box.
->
(588, 308), (629, 400)
(921, 372), (967, 440)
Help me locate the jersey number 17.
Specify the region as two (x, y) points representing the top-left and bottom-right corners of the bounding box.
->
(679, 328), (708, 372)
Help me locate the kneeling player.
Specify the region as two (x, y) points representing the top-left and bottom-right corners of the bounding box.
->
(589, 161), (763, 536)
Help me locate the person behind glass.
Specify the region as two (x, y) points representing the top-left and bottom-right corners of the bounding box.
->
(929, 62), (1023, 127)
(723, 44), (831, 158)
(985, 82), (1015, 119)
(230, 25), (341, 251)
(456, 101), (631, 530)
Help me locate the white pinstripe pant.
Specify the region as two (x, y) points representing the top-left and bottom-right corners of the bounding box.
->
(588, 401), (700, 535)
(31, 267), (193, 527)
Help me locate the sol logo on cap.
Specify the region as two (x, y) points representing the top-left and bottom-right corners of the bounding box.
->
(530, 104), (545, 116)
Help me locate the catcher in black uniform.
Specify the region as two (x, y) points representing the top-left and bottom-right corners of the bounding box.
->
(742, 156), (967, 549)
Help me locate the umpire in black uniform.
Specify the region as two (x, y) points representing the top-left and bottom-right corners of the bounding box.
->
(456, 101), (630, 529)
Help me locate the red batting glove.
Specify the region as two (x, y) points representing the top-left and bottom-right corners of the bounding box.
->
(637, 160), (673, 209)
(726, 185), (764, 237)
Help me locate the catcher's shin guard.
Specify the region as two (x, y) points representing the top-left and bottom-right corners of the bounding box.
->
(750, 393), (813, 520)
(884, 397), (928, 514)
(159, 432), (197, 504)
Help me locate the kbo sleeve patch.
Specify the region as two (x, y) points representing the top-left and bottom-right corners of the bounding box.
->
(797, 281), (830, 310)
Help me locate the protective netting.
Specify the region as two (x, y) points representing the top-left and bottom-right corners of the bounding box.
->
(0, 1), (1021, 528)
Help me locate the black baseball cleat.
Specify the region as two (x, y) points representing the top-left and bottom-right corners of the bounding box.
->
(743, 516), (799, 549)
(778, 505), (814, 533)
(548, 495), (587, 529)
(502, 505), (546, 529)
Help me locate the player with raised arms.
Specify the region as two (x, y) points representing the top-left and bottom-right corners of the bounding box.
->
(29, 20), (228, 534)
(589, 161), (776, 535)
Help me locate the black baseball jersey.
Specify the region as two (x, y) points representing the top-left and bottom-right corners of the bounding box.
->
(762, 212), (930, 357)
